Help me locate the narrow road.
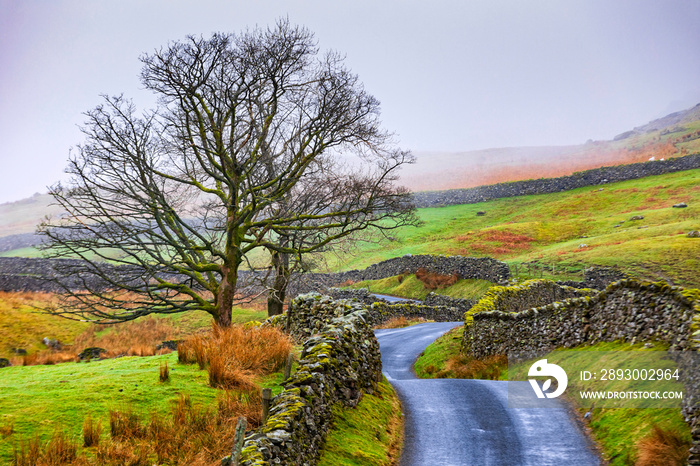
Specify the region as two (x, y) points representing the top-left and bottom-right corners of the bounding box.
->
(376, 323), (600, 466)
(371, 293), (417, 303)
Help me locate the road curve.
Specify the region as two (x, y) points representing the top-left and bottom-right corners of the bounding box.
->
(376, 323), (600, 466)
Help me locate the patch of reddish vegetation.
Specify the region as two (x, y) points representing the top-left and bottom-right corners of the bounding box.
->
(403, 141), (683, 192)
(457, 230), (534, 257)
(415, 267), (459, 290)
(572, 245), (597, 253)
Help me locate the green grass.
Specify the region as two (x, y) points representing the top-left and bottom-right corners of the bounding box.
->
(0, 246), (42, 257)
(318, 378), (403, 466)
(0, 353), (204, 462)
(347, 275), (493, 301)
(330, 168), (700, 288)
(413, 326), (464, 378)
(0, 351), (287, 464)
(0, 293), (90, 358)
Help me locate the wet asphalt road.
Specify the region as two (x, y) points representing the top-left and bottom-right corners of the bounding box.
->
(375, 323), (600, 466)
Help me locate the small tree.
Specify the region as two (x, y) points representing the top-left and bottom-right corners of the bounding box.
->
(39, 20), (415, 326)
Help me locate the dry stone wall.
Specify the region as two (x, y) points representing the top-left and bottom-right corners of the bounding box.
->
(0, 254), (508, 294)
(557, 266), (630, 290)
(462, 279), (697, 360)
(368, 301), (463, 324)
(423, 292), (475, 311)
(412, 153), (700, 208)
(279, 291), (462, 341)
(0, 257), (128, 292)
(463, 279), (596, 332)
(235, 294), (382, 466)
(292, 255), (510, 297)
(324, 288), (389, 306)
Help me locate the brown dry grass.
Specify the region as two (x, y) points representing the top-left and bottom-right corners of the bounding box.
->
(159, 362), (170, 383)
(376, 316), (428, 329)
(178, 324), (292, 389)
(636, 425), (691, 466)
(415, 268), (459, 290)
(91, 389), (262, 465)
(13, 431), (78, 466)
(456, 230), (535, 256)
(74, 317), (178, 357)
(14, 316), (180, 366)
(0, 422), (14, 438)
(82, 416), (101, 448)
(425, 354), (508, 379)
(16, 352), (78, 366)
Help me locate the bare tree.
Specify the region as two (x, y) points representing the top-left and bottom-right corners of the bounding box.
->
(39, 20), (415, 326)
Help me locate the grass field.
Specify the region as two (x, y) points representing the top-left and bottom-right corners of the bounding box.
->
(0, 292), (276, 463)
(330, 168), (700, 289)
(0, 351), (289, 464)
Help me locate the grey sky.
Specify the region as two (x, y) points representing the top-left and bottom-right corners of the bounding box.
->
(1, 0), (699, 204)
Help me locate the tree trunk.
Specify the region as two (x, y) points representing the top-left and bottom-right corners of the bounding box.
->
(267, 250), (289, 317)
(216, 261), (238, 327)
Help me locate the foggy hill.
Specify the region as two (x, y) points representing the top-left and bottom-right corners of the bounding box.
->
(400, 103), (700, 192)
(1, 103), (699, 244)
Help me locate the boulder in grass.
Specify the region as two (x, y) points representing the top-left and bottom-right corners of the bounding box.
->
(630, 215), (644, 221)
(688, 231), (700, 238)
(673, 202), (688, 208)
(78, 347), (107, 361)
(42, 337), (62, 350)
(156, 340), (182, 351)
(476, 211), (486, 216)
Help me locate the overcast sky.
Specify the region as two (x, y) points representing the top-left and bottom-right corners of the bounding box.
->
(1, 0), (699, 204)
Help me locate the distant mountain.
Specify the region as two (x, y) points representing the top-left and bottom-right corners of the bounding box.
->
(0, 193), (64, 238)
(630, 103), (700, 135)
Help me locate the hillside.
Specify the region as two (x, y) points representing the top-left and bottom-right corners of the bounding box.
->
(0, 193), (63, 238)
(401, 103), (700, 192)
(0, 103), (699, 258)
(331, 168), (700, 289)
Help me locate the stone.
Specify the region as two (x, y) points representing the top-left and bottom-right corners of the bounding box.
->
(630, 215), (644, 221)
(688, 231), (700, 238)
(476, 211), (486, 216)
(673, 202), (688, 208)
(156, 340), (182, 351)
(43, 337), (62, 350)
(78, 347), (107, 360)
